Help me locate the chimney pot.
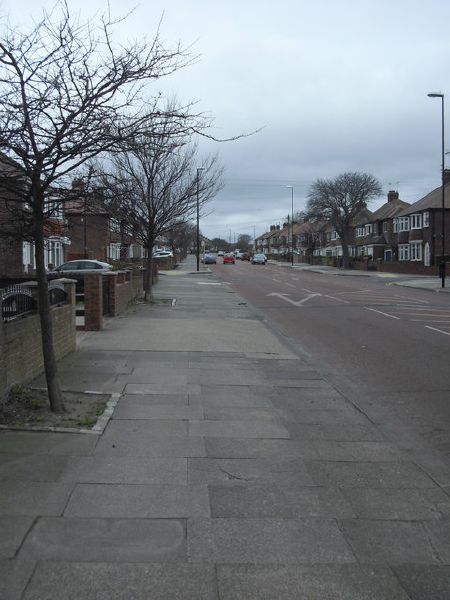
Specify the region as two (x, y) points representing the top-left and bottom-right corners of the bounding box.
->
(387, 190), (399, 202)
(443, 169), (450, 186)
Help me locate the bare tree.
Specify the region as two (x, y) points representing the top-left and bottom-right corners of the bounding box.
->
(0, 2), (197, 412)
(164, 220), (196, 258)
(307, 172), (382, 268)
(237, 234), (252, 251)
(99, 115), (224, 298)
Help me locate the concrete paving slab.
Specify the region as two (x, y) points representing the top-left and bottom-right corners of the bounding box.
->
(0, 558), (36, 600)
(306, 461), (438, 488)
(424, 520), (450, 562)
(189, 420), (289, 438)
(112, 403), (204, 420)
(21, 517), (186, 562)
(203, 407), (279, 421)
(60, 456), (187, 484)
(276, 408), (372, 426)
(22, 562), (218, 600)
(393, 565), (450, 600)
(407, 450), (450, 486)
(124, 383), (201, 395)
(341, 487), (450, 520)
(188, 518), (356, 563)
(102, 419), (188, 437)
(203, 437), (403, 461)
(64, 483), (210, 518)
(81, 316), (295, 355)
(272, 379), (334, 389)
(286, 422), (387, 441)
(0, 431), (97, 455)
(191, 385), (275, 408)
(94, 433), (206, 458)
(209, 484), (355, 518)
(339, 519), (441, 564)
(0, 481), (74, 516)
(120, 393), (189, 406)
(0, 454), (68, 482)
(271, 388), (354, 411)
(126, 367), (190, 384)
(217, 564), (410, 600)
(261, 368), (323, 380)
(188, 458), (313, 485)
(0, 517), (34, 558)
(188, 368), (266, 386)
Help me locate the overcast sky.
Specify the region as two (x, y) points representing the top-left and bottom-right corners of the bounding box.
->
(2, 0), (450, 242)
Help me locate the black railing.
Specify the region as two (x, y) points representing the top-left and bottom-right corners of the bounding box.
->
(1, 282), (68, 321)
(1, 285), (36, 321)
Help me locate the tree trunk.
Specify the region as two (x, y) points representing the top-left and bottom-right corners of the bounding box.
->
(341, 236), (350, 269)
(143, 242), (156, 301)
(34, 226), (65, 413)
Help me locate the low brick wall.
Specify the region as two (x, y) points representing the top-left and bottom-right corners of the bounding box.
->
(83, 269), (144, 331)
(0, 279), (76, 398)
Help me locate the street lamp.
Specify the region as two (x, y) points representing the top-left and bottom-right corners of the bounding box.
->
(428, 92), (446, 288)
(196, 168), (204, 272)
(286, 185), (294, 266)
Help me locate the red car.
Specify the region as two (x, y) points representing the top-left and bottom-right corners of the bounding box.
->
(223, 253), (236, 264)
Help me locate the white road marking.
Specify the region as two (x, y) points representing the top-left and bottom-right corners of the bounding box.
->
(197, 282), (222, 285)
(324, 295), (350, 304)
(266, 292), (321, 306)
(302, 288), (315, 293)
(365, 307), (400, 320)
(272, 278), (282, 283)
(393, 312), (450, 317)
(286, 283), (296, 288)
(425, 326), (450, 336)
(411, 319), (450, 323)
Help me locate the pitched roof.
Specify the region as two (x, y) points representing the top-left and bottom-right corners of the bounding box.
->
(397, 184), (450, 215)
(370, 197), (410, 221)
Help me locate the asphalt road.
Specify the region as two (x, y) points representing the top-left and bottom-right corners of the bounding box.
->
(211, 259), (450, 455)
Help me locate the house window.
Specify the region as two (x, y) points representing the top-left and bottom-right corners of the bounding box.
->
(22, 241), (34, 271)
(398, 217), (410, 231)
(398, 244), (410, 261)
(383, 221), (389, 232)
(110, 219), (121, 233)
(331, 231), (339, 240)
(410, 241), (423, 261)
(410, 214), (422, 229)
(393, 218), (398, 233)
(356, 227), (365, 237)
(108, 242), (121, 260)
(365, 224), (373, 235)
(44, 240), (63, 268)
(423, 211), (430, 227)
(45, 199), (64, 220)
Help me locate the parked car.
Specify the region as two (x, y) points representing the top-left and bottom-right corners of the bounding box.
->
(217, 251), (224, 257)
(234, 251), (243, 259)
(203, 253), (217, 264)
(52, 260), (113, 274)
(153, 250), (173, 259)
(251, 253), (267, 265)
(223, 253), (236, 264)
(241, 252), (251, 261)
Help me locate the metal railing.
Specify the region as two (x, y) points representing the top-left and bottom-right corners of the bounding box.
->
(1, 282), (68, 321)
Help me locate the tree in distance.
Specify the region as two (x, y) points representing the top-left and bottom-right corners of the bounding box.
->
(98, 109), (224, 299)
(307, 172), (382, 268)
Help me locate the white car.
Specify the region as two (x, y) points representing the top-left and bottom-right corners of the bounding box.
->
(153, 250), (173, 259)
(217, 251), (224, 257)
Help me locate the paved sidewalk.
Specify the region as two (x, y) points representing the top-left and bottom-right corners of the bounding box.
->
(1, 256), (450, 599)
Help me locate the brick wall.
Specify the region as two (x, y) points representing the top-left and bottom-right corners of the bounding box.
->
(0, 280), (76, 397)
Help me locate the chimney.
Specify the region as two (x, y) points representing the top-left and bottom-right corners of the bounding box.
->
(387, 190), (399, 202)
(270, 225), (275, 231)
(444, 169), (450, 186)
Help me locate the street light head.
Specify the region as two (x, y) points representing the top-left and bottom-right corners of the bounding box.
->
(428, 92), (444, 98)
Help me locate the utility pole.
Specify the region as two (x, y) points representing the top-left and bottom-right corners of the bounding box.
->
(196, 168), (204, 272)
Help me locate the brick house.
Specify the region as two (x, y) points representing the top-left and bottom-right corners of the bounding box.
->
(0, 156), (68, 279)
(391, 173), (450, 268)
(353, 191), (410, 261)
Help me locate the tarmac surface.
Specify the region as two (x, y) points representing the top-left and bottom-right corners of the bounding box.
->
(1, 256), (450, 599)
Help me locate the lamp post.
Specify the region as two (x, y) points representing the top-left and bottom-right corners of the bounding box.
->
(286, 185), (294, 266)
(196, 168), (204, 272)
(428, 92), (446, 288)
